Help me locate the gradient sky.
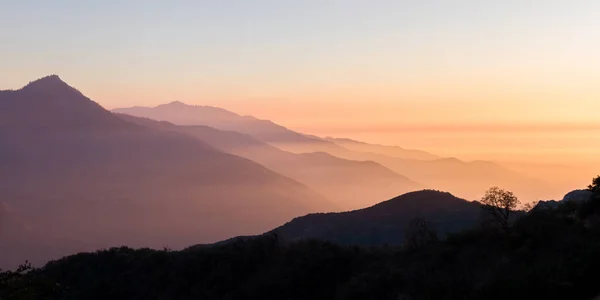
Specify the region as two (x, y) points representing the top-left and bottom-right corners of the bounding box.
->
(2, 0), (600, 162)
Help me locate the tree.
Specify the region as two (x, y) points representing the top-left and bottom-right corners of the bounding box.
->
(0, 262), (62, 300)
(404, 217), (438, 250)
(480, 187), (520, 232)
(588, 176), (600, 195)
(580, 176), (600, 218)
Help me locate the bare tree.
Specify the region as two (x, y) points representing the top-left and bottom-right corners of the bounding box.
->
(480, 187), (520, 232)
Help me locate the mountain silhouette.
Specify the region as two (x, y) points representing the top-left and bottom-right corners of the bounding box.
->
(117, 114), (421, 209)
(271, 190), (482, 246)
(0, 76), (332, 267)
(0, 75), (130, 131)
(113, 101), (347, 153)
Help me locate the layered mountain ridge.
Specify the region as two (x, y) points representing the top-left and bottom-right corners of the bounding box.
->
(0, 76), (332, 268)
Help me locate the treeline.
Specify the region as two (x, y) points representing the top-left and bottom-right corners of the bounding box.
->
(2, 177), (600, 300)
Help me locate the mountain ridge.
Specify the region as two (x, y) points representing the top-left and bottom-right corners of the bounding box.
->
(113, 101), (348, 152)
(117, 113), (421, 209)
(0, 76), (334, 268)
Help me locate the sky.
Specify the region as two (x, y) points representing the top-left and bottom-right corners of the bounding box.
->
(1, 0), (600, 163)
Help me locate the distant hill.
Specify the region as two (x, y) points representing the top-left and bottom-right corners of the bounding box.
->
(314, 147), (556, 202)
(113, 101), (347, 153)
(325, 137), (440, 160)
(271, 190), (482, 246)
(301, 136), (555, 202)
(0, 76), (332, 267)
(117, 114), (421, 209)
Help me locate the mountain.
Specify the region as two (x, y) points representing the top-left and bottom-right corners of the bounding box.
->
(326, 137), (440, 160)
(376, 157), (554, 201)
(0, 75), (130, 131)
(272, 190), (482, 246)
(310, 137), (554, 202)
(304, 146), (556, 202)
(113, 101), (347, 153)
(0, 76), (332, 266)
(117, 114), (421, 209)
(112, 101), (553, 202)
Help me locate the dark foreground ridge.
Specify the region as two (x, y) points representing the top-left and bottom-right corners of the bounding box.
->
(272, 190), (482, 245)
(3, 180), (600, 300)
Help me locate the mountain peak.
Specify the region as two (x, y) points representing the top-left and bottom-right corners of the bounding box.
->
(1, 76), (132, 130)
(23, 75), (69, 90)
(36, 74), (61, 81)
(166, 100), (188, 106)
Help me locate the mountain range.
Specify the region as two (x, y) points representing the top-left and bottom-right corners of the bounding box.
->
(0, 75), (564, 269)
(114, 101), (556, 202)
(0, 76), (332, 267)
(116, 114), (420, 209)
(114, 101), (346, 154)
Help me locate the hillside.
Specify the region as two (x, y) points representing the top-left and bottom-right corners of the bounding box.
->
(118, 114), (420, 209)
(0, 76), (331, 267)
(6, 182), (600, 300)
(272, 190), (482, 246)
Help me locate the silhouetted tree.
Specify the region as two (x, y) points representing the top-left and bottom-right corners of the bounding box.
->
(588, 176), (600, 195)
(404, 217), (438, 250)
(0, 261), (61, 300)
(480, 187), (520, 232)
(580, 176), (600, 218)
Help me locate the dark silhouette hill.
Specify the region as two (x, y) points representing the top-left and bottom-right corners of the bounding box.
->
(19, 193), (600, 300)
(271, 190), (482, 246)
(7, 179), (600, 299)
(0, 76), (332, 267)
(117, 114), (421, 209)
(113, 101), (347, 153)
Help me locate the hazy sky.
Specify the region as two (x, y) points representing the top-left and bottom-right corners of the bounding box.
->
(1, 0), (600, 161)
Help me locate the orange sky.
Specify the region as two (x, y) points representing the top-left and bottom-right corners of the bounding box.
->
(2, 1), (600, 168)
